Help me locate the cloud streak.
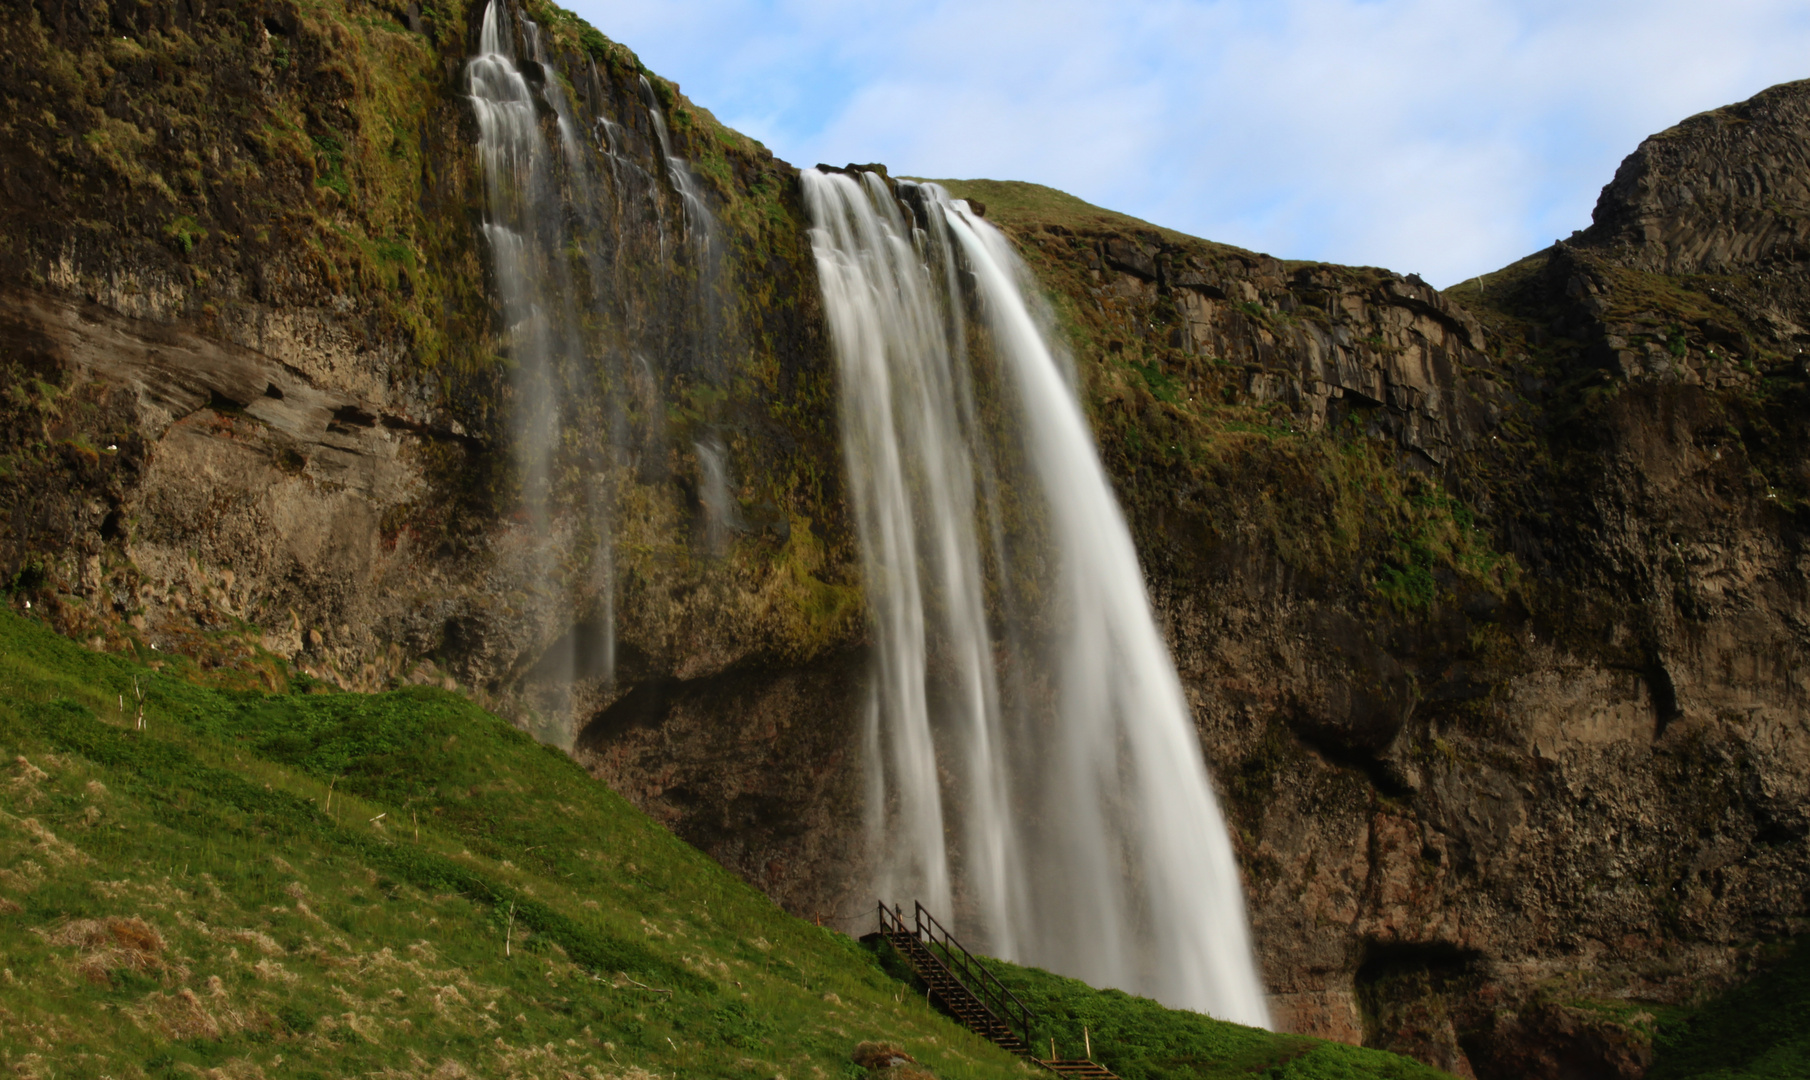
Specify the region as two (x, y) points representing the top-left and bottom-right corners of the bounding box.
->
(565, 0), (1810, 284)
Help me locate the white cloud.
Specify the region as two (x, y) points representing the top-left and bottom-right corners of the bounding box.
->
(564, 0), (1810, 284)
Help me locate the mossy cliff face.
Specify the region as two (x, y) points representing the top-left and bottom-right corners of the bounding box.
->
(0, 0), (861, 736)
(2, 2), (1807, 1076)
(946, 82), (1810, 1079)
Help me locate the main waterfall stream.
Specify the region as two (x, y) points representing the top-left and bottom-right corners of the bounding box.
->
(805, 170), (1270, 1026)
(467, 0), (1264, 1023)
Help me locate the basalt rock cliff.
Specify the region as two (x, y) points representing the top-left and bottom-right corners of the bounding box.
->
(0, 0), (860, 740)
(932, 84), (1810, 1076)
(0, 2), (1805, 1077)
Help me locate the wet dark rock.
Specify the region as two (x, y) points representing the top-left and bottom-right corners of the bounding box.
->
(1103, 235), (1157, 279)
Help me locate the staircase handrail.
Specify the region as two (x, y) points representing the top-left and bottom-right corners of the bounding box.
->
(877, 901), (1116, 1078)
(907, 900), (1035, 1047)
(877, 901), (1031, 1043)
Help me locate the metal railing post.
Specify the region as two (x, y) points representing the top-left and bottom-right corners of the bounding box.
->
(878, 897), (1056, 1059)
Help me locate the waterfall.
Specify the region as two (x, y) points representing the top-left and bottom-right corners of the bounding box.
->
(640, 75), (715, 252)
(468, 0), (605, 743)
(467, 0), (569, 525)
(638, 75), (729, 382)
(804, 169), (1271, 1027)
(466, 0), (742, 745)
(695, 433), (741, 556)
(465, 0), (1261, 1024)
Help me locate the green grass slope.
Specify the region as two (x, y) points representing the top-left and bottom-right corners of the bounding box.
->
(0, 608), (1450, 1079)
(1647, 937), (1810, 1080)
(919, 179), (1204, 247)
(0, 610), (1028, 1080)
(871, 949), (1447, 1080)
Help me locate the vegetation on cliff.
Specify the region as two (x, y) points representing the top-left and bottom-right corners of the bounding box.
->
(935, 179), (1519, 626)
(0, 0), (863, 702)
(1650, 936), (1810, 1080)
(2, 0), (1806, 1076)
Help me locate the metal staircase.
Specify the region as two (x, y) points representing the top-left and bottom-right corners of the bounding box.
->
(875, 901), (1122, 1080)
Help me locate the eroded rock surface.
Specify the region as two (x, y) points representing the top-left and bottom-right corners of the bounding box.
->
(0, 0), (860, 739)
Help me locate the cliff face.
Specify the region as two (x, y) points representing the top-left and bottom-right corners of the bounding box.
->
(1, 2), (1806, 1076)
(1586, 79), (1810, 276)
(578, 97), (1810, 1077)
(937, 84), (1809, 1077)
(0, 0), (862, 740)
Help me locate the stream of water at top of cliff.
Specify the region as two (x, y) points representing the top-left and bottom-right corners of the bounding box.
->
(804, 169), (1271, 1026)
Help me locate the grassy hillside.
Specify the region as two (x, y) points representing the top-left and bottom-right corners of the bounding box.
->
(0, 609), (1464, 1080)
(6, 605), (1800, 1080)
(1648, 936), (1810, 1080)
(0, 609), (1028, 1080)
(870, 947), (1447, 1080)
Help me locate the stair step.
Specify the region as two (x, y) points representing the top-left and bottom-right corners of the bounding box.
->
(880, 902), (1123, 1080)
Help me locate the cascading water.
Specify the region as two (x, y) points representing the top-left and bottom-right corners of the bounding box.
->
(806, 170), (1013, 948)
(467, 0), (571, 522)
(638, 75), (729, 382)
(639, 75), (715, 251)
(468, 0), (606, 743)
(694, 434), (741, 557)
(467, 0), (1261, 1023)
(520, 19), (620, 695)
(804, 169), (1271, 1026)
(465, 0), (732, 744)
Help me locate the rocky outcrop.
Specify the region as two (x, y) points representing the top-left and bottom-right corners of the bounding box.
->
(1583, 78), (1810, 275)
(0, 283), (432, 669)
(573, 648), (871, 921)
(0, 0), (861, 738)
(1104, 244), (1494, 466)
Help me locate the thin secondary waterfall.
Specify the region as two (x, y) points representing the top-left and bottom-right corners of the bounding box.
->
(639, 75), (714, 251)
(468, 0), (570, 524)
(463, 0), (764, 756)
(638, 75), (729, 382)
(804, 169), (1270, 1027)
(466, 0), (730, 742)
(468, 0), (606, 743)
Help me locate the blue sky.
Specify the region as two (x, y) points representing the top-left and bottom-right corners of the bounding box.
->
(563, 0), (1810, 286)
